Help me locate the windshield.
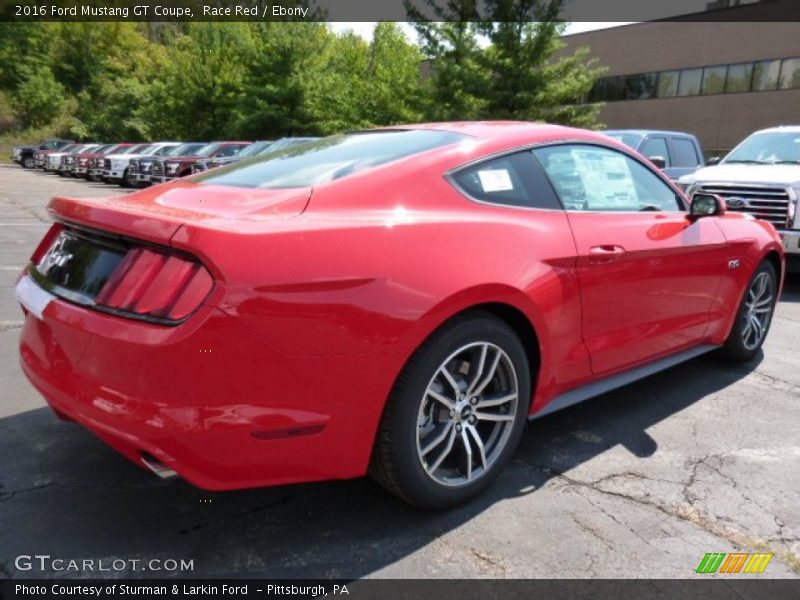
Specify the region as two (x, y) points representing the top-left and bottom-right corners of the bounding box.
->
(195, 143), (226, 157)
(168, 143), (207, 157)
(123, 144), (151, 154)
(604, 132), (643, 149)
(92, 144), (113, 154)
(267, 138), (318, 152)
(194, 130), (468, 189)
(725, 132), (800, 164)
(238, 141), (274, 157)
(153, 145), (178, 156)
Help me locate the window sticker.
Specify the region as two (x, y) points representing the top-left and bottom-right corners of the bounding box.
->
(477, 169), (514, 192)
(570, 148), (640, 210)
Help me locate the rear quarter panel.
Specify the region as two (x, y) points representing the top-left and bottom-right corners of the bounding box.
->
(169, 160), (591, 423)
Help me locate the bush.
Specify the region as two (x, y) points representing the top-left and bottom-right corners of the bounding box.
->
(14, 65), (69, 128)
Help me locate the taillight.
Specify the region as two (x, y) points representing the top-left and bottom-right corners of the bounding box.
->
(30, 223), (65, 263)
(95, 247), (213, 321)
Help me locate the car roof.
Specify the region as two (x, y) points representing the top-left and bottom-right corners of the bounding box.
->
(604, 129), (697, 138)
(753, 125), (800, 134)
(377, 121), (633, 155)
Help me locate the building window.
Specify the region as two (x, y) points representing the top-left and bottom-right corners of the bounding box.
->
(657, 71), (679, 98)
(625, 73), (657, 100)
(586, 56), (798, 104)
(701, 65), (727, 95)
(677, 68), (703, 96)
(752, 59), (781, 91)
(725, 62), (754, 93)
(779, 58), (800, 90)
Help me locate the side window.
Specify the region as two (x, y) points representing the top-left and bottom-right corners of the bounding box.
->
(216, 145), (244, 157)
(451, 151), (561, 210)
(640, 137), (670, 166)
(670, 138), (701, 168)
(532, 144), (683, 212)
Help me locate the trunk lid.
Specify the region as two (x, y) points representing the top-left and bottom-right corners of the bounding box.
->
(48, 181), (312, 245)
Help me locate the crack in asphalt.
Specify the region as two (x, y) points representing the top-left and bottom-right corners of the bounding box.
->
(0, 321), (23, 331)
(531, 463), (800, 574)
(0, 481), (56, 504)
(468, 547), (507, 575)
(750, 370), (800, 393)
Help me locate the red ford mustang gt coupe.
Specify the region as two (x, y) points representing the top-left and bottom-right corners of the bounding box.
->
(16, 122), (785, 507)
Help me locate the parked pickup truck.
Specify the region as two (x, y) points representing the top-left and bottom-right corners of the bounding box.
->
(88, 143), (136, 181)
(679, 126), (800, 272)
(58, 144), (101, 176)
(603, 130), (705, 182)
(130, 142), (208, 187)
(46, 144), (98, 173)
(102, 142), (181, 186)
(190, 137), (319, 173)
(12, 139), (73, 168)
(151, 141), (250, 183)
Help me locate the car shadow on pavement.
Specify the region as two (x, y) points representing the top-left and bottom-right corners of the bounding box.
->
(0, 350), (762, 580)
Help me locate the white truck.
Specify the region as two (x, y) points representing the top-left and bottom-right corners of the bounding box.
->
(679, 126), (800, 272)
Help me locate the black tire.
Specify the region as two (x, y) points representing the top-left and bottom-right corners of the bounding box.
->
(121, 168), (131, 188)
(719, 260), (778, 362)
(370, 312), (531, 508)
(22, 155), (35, 169)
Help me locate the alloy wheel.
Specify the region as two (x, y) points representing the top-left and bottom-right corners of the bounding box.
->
(416, 342), (519, 487)
(741, 270), (774, 351)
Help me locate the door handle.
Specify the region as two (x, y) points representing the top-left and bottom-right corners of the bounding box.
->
(588, 245), (627, 261)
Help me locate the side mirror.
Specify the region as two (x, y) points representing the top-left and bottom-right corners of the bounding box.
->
(689, 192), (725, 218)
(706, 156), (721, 166)
(648, 155), (667, 169)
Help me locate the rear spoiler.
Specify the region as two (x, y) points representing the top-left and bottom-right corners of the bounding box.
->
(48, 195), (183, 246)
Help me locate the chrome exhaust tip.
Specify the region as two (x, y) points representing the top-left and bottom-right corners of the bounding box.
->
(141, 453), (178, 479)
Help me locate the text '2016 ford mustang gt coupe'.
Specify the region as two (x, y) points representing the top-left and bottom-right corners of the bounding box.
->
(16, 122), (785, 507)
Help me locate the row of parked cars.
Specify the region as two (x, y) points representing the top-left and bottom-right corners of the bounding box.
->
(8, 126), (799, 270)
(9, 137), (318, 187)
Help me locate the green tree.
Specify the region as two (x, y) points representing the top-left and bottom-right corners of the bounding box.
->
(71, 24), (160, 140)
(305, 23), (427, 134)
(304, 30), (371, 134)
(363, 22), (427, 126)
(235, 22), (332, 138)
(0, 23), (58, 91)
(407, 1), (489, 120)
(141, 23), (252, 140)
(479, 0), (605, 126)
(13, 65), (68, 128)
(406, 0), (605, 126)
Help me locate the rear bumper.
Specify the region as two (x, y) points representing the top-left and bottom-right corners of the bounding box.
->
(17, 288), (386, 491)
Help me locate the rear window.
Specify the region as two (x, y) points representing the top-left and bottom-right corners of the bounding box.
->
(194, 130), (467, 189)
(604, 132), (642, 149)
(168, 143), (207, 156)
(670, 138), (700, 167)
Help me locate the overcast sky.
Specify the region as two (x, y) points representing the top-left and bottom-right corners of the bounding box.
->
(329, 22), (634, 43)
